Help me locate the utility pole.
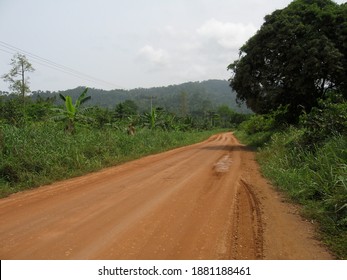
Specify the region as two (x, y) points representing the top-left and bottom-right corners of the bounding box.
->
(144, 96), (157, 111)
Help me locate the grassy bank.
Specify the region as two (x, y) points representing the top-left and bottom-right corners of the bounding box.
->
(0, 122), (220, 198)
(236, 128), (347, 259)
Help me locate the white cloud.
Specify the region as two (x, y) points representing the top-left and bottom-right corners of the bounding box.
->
(132, 18), (258, 87)
(197, 18), (257, 50)
(137, 45), (169, 67)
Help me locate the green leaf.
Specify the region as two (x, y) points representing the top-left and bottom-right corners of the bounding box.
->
(65, 96), (75, 118)
(59, 94), (66, 102)
(75, 88), (90, 108)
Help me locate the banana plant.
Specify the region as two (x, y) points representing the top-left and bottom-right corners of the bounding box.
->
(141, 107), (158, 129)
(53, 88), (91, 133)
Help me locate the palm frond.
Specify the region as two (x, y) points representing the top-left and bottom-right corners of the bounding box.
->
(65, 96), (76, 118)
(59, 93), (66, 102)
(75, 88), (90, 108)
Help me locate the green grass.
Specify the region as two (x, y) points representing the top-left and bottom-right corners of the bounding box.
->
(0, 122), (221, 198)
(235, 123), (347, 259)
(255, 128), (347, 259)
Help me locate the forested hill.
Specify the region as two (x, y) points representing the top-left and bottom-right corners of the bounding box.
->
(31, 80), (250, 114)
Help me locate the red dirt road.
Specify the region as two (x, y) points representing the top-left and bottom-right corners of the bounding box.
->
(0, 133), (332, 259)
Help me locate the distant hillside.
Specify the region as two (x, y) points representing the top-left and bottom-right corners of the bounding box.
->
(31, 80), (251, 114)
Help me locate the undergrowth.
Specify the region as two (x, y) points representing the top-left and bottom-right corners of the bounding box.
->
(0, 121), (219, 198)
(236, 123), (347, 259)
(257, 130), (347, 259)
(234, 97), (347, 259)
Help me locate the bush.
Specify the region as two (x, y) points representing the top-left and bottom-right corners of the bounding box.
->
(239, 105), (289, 134)
(239, 114), (274, 134)
(300, 95), (347, 145)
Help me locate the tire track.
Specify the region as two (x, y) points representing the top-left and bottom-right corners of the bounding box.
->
(230, 179), (264, 260)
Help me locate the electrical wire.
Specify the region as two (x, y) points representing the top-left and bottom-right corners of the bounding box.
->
(0, 40), (123, 89)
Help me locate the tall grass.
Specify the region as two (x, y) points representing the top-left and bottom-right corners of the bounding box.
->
(0, 121), (218, 198)
(257, 128), (347, 259)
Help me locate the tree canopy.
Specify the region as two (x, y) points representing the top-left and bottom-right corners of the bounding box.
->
(228, 0), (347, 123)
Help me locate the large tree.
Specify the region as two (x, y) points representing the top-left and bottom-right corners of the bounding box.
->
(228, 0), (347, 123)
(2, 53), (35, 100)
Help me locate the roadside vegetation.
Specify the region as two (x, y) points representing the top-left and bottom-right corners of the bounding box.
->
(235, 98), (347, 259)
(0, 89), (245, 198)
(229, 0), (347, 259)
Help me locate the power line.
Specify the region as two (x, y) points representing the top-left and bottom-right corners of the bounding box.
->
(0, 48), (16, 56)
(0, 41), (120, 88)
(0, 41), (123, 89)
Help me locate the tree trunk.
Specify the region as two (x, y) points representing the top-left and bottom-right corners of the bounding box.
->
(20, 60), (25, 101)
(65, 119), (75, 134)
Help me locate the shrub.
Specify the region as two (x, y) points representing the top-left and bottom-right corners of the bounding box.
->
(239, 114), (274, 134)
(300, 95), (347, 145)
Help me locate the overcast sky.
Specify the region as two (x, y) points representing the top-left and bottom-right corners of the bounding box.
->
(0, 0), (345, 91)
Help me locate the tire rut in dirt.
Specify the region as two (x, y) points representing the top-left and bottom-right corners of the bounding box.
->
(230, 179), (264, 259)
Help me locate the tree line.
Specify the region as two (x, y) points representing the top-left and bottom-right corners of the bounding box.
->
(0, 55), (249, 133)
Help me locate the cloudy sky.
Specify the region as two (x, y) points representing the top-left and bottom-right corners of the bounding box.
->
(0, 0), (345, 91)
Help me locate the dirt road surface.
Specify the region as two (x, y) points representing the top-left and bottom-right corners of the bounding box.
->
(0, 133), (332, 259)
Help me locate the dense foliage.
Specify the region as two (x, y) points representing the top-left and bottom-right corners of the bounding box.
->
(18, 80), (250, 114)
(228, 0), (347, 123)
